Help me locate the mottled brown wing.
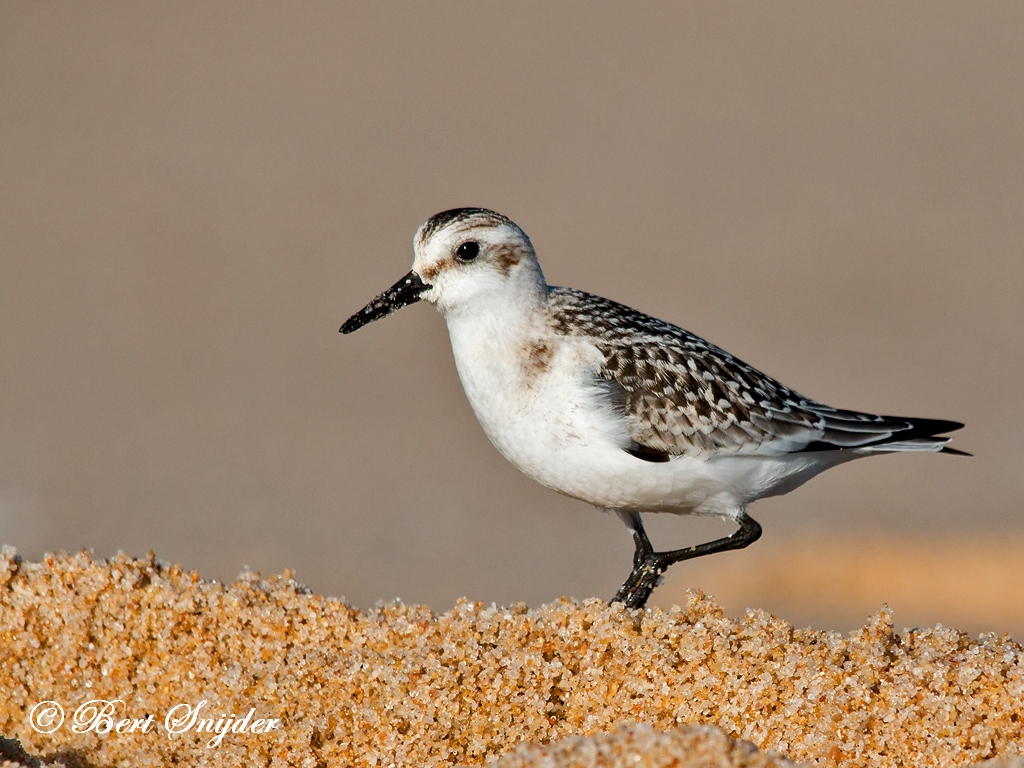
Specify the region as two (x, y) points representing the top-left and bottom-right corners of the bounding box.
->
(549, 287), (964, 458)
(597, 340), (830, 457)
(548, 286), (962, 456)
(549, 288), (830, 457)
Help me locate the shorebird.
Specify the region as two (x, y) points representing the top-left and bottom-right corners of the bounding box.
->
(341, 208), (966, 609)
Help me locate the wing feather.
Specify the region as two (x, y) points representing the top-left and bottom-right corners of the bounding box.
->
(548, 287), (964, 458)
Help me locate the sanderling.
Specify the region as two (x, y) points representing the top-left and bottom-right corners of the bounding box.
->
(341, 208), (967, 609)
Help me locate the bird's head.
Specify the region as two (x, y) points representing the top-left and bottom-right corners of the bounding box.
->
(341, 208), (543, 334)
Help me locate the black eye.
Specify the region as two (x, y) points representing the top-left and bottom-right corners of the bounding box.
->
(455, 241), (480, 262)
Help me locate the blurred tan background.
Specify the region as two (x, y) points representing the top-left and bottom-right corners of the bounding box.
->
(1, 3), (1022, 637)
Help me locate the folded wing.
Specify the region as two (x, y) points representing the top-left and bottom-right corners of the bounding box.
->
(548, 287), (965, 459)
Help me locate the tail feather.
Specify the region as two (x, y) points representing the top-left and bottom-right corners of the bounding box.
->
(939, 445), (973, 457)
(795, 414), (967, 455)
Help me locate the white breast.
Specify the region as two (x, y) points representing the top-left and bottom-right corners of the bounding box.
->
(442, 306), (727, 515)
(445, 309), (611, 473)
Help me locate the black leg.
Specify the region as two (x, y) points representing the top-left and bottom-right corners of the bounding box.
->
(610, 511), (762, 610)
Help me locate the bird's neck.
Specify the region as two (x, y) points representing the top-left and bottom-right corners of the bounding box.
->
(443, 282), (549, 350)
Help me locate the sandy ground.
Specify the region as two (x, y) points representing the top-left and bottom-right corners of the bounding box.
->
(1, 548), (1022, 768)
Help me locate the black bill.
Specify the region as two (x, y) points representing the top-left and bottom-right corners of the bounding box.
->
(340, 271), (429, 334)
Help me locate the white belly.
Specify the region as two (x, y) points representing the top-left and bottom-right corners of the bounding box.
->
(446, 318), (728, 516)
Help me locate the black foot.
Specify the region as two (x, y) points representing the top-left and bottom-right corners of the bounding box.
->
(611, 551), (668, 609)
(609, 511), (762, 610)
